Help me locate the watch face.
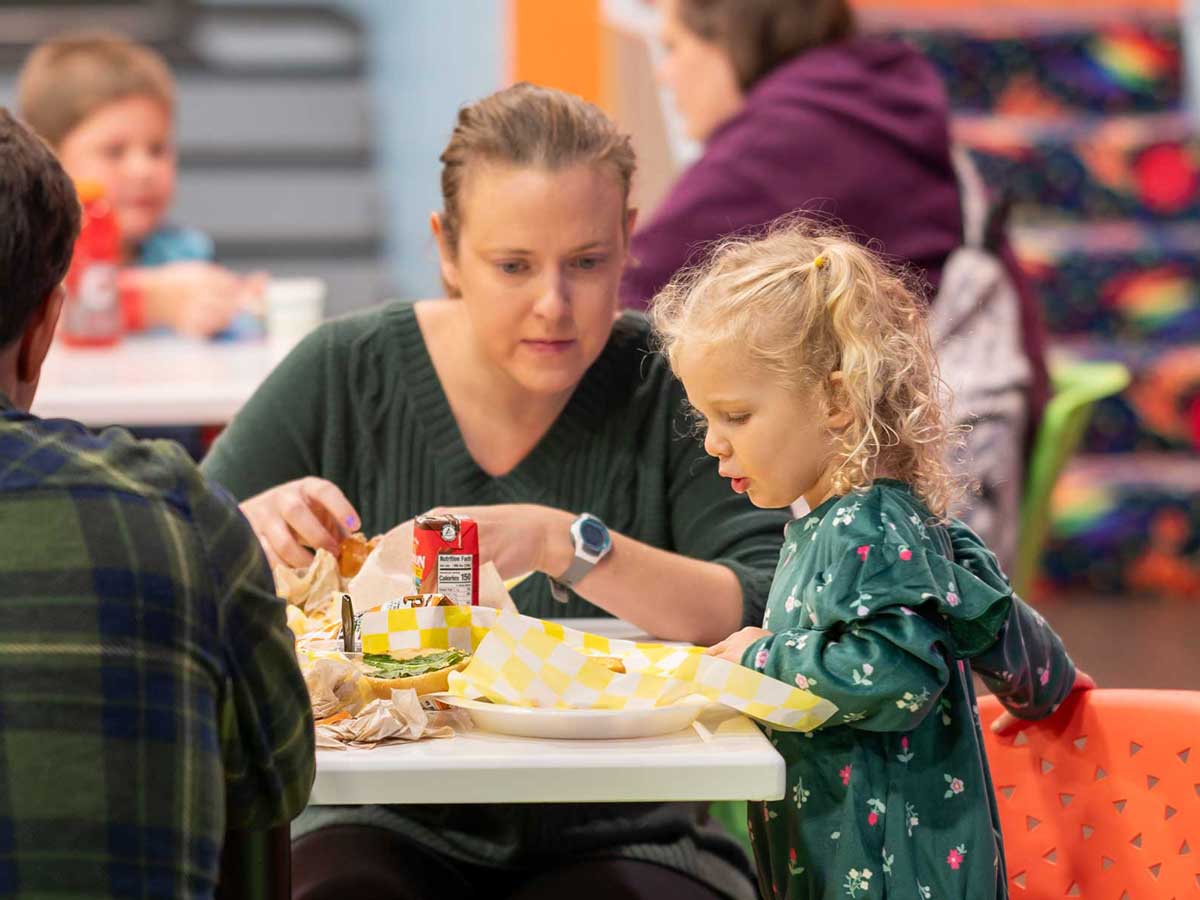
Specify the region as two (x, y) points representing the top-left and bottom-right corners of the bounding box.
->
(579, 520), (607, 551)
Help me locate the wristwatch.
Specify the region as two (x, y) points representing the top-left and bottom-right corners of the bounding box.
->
(549, 513), (612, 603)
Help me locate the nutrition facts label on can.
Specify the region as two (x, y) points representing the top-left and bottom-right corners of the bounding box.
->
(438, 553), (474, 605)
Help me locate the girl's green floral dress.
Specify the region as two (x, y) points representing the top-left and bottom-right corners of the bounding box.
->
(741, 481), (1076, 900)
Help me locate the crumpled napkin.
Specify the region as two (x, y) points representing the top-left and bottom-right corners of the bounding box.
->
(274, 548), (341, 624)
(315, 688), (463, 750)
(304, 655), (373, 720)
(347, 525), (416, 612)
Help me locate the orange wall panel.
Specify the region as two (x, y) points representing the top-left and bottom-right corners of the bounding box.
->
(853, 0), (1178, 8)
(510, 0), (604, 105)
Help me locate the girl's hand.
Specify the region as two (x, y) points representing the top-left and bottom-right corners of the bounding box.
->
(990, 669), (1096, 735)
(706, 627), (773, 663)
(417, 505), (574, 580)
(240, 477), (360, 569)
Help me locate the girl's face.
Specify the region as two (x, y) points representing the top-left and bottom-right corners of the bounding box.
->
(676, 341), (838, 510)
(56, 95), (176, 250)
(657, 0), (744, 142)
(433, 162), (635, 398)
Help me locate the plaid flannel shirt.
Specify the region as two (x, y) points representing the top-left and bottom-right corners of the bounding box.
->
(0, 391), (314, 898)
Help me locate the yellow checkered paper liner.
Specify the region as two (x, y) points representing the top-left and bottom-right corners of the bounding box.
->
(361, 606), (835, 731)
(359, 604), (497, 655)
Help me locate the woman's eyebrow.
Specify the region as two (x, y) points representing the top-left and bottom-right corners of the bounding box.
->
(483, 240), (611, 256)
(567, 240), (609, 253)
(483, 246), (534, 256)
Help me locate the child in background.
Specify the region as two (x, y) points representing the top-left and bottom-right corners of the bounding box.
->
(652, 221), (1092, 900)
(17, 30), (265, 338)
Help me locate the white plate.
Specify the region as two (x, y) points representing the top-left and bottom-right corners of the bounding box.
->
(431, 694), (710, 740)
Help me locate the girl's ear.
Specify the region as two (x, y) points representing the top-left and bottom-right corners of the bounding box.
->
(825, 371), (853, 431)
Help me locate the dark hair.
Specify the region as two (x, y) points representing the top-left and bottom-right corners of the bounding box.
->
(676, 0), (856, 91)
(438, 83), (636, 255)
(0, 107), (81, 347)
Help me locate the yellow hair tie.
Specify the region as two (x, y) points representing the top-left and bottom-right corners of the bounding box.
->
(813, 255), (827, 270)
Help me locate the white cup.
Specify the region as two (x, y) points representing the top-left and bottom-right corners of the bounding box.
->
(265, 277), (327, 343)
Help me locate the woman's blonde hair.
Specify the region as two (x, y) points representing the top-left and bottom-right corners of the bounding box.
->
(438, 82), (636, 255)
(651, 218), (965, 518)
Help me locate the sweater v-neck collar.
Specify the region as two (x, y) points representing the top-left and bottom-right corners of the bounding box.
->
(389, 302), (615, 498)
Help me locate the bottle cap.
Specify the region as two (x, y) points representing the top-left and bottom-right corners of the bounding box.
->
(74, 179), (105, 203)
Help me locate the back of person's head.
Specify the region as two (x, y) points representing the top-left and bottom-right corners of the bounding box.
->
(674, 0), (855, 90)
(652, 218), (962, 518)
(17, 30), (174, 148)
(438, 82), (636, 254)
(0, 108), (81, 348)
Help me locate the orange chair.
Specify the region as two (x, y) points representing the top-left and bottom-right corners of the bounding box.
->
(978, 689), (1200, 899)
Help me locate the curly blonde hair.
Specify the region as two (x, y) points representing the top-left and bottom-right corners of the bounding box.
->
(651, 218), (965, 518)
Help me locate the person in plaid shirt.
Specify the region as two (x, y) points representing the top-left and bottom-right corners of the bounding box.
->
(0, 108), (314, 897)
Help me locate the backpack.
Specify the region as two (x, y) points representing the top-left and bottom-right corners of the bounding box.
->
(928, 147), (1032, 573)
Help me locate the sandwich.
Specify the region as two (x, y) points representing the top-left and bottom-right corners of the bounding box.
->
(357, 648), (471, 698)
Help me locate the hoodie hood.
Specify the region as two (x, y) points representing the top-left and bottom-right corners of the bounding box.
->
(703, 36), (963, 290)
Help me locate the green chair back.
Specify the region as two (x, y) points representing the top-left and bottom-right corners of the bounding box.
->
(1011, 360), (1130, 597)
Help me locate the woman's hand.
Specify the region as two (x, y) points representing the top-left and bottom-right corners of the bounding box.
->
(705, 626), (772, 663)
(419, 504), (574, 580)
(991, 669), (1096, 735)
(241, 477), (360, 569)
(134, 261), (267, 337)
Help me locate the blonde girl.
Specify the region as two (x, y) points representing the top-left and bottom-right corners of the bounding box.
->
(652, 220), (1090, 900)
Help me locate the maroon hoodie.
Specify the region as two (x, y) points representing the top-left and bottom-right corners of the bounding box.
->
(623, 36), (1048, 418)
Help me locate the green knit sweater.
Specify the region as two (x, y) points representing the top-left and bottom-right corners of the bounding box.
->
(201, 302), (790, 896)
(202, 301), (787, 622)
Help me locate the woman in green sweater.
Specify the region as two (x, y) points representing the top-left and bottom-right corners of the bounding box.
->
(201, 84), (789, 900)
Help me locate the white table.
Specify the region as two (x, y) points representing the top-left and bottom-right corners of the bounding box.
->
(34, 335), (296, 427)
(310, 618), (787, 805)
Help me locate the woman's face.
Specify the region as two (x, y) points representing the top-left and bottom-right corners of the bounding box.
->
(657, 0), (744, 142)
(435, 163), (634, 398)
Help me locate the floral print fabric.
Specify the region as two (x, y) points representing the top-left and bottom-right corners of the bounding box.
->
(742, 481), (1076, 899)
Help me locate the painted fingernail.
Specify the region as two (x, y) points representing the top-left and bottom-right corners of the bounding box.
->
(345, 515), (358, 529)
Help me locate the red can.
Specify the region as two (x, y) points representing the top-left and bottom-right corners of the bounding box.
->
(412, 514), (479, 605)
(61, 180), (122, 348)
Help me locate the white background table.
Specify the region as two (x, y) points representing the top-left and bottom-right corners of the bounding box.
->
(34, 335), (296, 427)
(311, 618), (786, 805)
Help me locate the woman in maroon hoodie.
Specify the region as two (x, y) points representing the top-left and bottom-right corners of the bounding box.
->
(626, 0), (1047, 569)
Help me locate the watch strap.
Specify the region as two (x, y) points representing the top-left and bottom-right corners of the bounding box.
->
(548, 576), (571, 604)
(549, 556), (595, 604)
(549, 514), (610, 604)
(559, 555), (596, 587)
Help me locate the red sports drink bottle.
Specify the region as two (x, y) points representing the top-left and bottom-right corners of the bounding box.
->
(60, 180), (122, 347)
